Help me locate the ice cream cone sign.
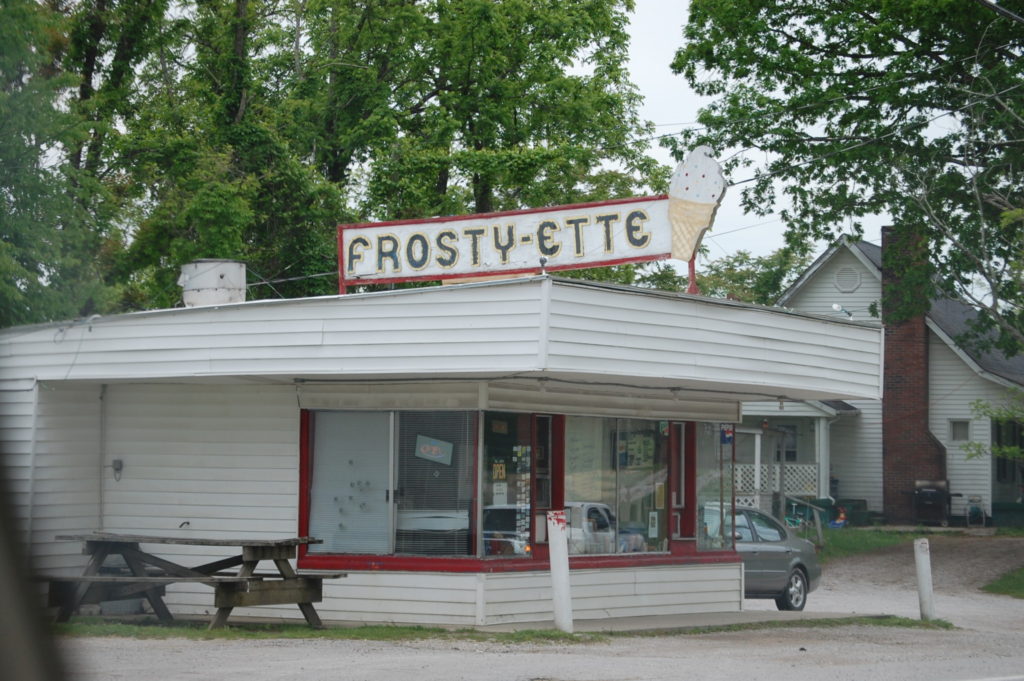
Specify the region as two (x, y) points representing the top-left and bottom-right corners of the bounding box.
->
(668, 146), (727, 262)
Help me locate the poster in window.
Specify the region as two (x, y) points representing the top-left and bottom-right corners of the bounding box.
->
(415, 435), (453, 466)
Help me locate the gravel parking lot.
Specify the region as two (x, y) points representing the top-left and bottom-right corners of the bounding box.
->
(58, 534), (1024, 681)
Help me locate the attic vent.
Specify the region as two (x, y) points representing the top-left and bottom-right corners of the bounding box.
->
(833, 266), (862, 293)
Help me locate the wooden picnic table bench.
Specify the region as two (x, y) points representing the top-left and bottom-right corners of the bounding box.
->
(44, 533), (344, 629)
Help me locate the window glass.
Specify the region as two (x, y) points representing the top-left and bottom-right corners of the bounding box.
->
(697, 423), (735, 551)
(749, 511), (785, 542)
(950, 420), (970, 442)
(395, 411), (476, 555)
(482, 413), (532, 557)
(734, 513), (754, 542)
(308, 410), (475, 556)
(563, 416), (669, 554)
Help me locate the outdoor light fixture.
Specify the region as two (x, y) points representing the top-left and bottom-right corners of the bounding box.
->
(831, 303), (853, 319)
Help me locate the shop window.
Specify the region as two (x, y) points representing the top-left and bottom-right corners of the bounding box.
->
(307, 410), (475, 557)
(697, 423), (736, 551)
(482, 412), (533, 556)
(563, 416), (670, 554)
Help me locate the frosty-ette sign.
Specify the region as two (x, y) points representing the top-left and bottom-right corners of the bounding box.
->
(337, 147), (726, 292)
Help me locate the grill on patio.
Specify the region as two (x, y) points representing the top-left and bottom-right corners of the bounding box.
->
(913, 480), (952, 526)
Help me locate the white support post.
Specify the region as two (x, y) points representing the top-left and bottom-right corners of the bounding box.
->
(547, 510), (573, 633)
(816, 416), (830, 499)
(914, 538), (936, 621)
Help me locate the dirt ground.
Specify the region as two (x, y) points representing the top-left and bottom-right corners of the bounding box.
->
(58, 534), (1024, 681)
(746, 533), (1024, 631)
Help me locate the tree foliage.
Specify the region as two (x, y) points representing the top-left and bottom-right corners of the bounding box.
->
(694, 248), (811, 305)
(0, 0), (116, 326)
(1, 0), (661, 321)
(671, 0), (1024, 356)
(965, 390), (1024, 461)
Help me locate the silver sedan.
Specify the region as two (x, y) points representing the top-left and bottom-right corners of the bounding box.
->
(732, 507), (822, 610)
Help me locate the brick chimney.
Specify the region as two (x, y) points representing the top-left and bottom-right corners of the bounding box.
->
(881, 225), (946, 523)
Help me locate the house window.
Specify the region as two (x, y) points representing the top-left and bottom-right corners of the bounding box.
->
(993, 420), (1023, 483)
(777, 425), (798, 462)
(563, 416), (669, 554)
(950, 420), (971, 442)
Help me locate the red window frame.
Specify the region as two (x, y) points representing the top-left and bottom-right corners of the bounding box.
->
(298, 411), (729, 571)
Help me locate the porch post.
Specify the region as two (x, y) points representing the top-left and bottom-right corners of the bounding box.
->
(816, 417), (831, 498)
(753, 433), (762, 510)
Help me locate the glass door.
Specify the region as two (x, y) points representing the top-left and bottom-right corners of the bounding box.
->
(308, 411), (394, 554)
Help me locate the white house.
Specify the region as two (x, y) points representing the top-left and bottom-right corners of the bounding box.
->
(0, 275), (880, 626)
(740, 235), (1024, 525)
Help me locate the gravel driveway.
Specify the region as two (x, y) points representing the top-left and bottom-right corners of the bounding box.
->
(59, 534), (1024, 681)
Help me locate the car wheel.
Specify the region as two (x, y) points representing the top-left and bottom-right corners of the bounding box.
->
(775, 568), (808, 611)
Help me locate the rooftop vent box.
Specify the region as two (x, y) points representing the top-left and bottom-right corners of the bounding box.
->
(178, 259), (246, 307)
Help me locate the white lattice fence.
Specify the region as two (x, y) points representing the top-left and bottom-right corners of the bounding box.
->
(734, 464), (818, 497)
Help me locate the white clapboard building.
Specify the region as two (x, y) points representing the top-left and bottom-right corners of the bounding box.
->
(1, 274), (880, 626)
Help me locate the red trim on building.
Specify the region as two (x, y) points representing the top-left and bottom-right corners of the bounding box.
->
(296, 414), (729, 573)
(298, 410), (313, 561)
(338, 195), (668, 233)
(338, 253), (669, 294)
(298, 549), (738, 573)
(681, 422), (698, 537)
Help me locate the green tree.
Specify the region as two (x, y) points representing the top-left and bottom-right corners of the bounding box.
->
(671, 0), (1024, 355)
(0, 0), (115, 326)
(118, 0), (344, 307)
(694, 248), (812, 305)
(965, 390), (1024, 461)
(360, 0), (661, 220)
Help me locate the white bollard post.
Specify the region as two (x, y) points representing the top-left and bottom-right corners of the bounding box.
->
(914, 538), (935, 621)
(546, 510), (574, 633)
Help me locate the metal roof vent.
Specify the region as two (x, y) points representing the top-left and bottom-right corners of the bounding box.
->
(178, 259), (246, 307)
(833, 265), (862, 293)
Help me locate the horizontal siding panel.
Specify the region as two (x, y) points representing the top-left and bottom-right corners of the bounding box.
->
(929, 335), (1001, 514)
(3, 280), (878, 407)
(99, 517), (298, 535)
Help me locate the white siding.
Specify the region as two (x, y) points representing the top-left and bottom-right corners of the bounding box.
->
(0, 282), (545, 383)
(31, 382), (103, 571)
(929, 334), (1000, 515)
(762, 245), (885, 512)
(158, 564), (743, 627)
(0, 278), (881, 405)
(546, 283), (881, 401)
(829, 400), (883, 511)
(783, 248), (882, 323)
(101, 383), (299, 539)
(1, 380), (38, 541)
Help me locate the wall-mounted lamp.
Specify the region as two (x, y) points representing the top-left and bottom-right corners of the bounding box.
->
(831, 303), (853, 319)
(110, 458), (123, 482)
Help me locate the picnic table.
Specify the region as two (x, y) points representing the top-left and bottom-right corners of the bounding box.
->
(47, 533), (342, 629)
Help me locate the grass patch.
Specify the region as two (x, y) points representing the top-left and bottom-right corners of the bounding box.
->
(617, 615), (955, 637)
(817, 528), (916, 563)
(53, 614), (950, 643)
(982, 566), (1024, 598)
(994, 526), (1024, 537)
(53, 617), (603, 644)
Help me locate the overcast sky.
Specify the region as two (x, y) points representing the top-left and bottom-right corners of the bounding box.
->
(626, 1), (883, 262)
